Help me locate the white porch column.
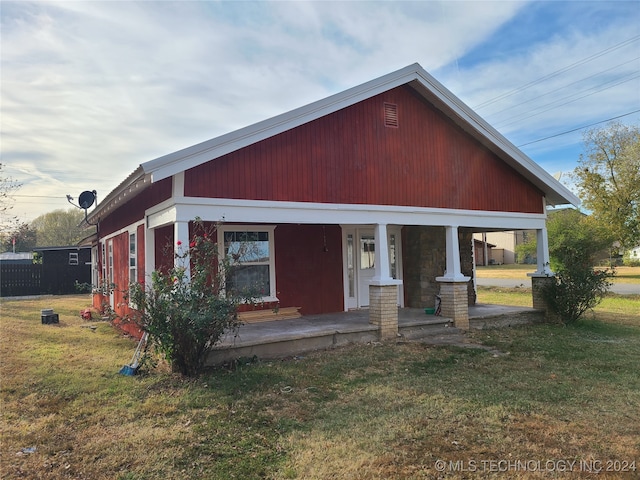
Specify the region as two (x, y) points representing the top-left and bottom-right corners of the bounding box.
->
(372, 223), (392, 282)
(436, 226), (470, 282)
(532, 227), (553, 276)
(174, 220), (190, 278)
(144, 223), (155, 284)
(436, 226), (471, 330)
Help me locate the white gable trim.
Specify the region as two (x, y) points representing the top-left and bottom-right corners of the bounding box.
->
(138, 63), (578, 207)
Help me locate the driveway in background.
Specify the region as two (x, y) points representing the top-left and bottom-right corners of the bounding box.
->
(475, 277), (639, 295)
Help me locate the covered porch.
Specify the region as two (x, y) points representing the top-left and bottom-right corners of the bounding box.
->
(208, 304), (545, 365)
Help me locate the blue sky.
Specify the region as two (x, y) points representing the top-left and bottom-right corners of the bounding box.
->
(1, 0), (639, 223)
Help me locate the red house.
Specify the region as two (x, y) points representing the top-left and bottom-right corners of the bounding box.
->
(88, 63), (578, 338)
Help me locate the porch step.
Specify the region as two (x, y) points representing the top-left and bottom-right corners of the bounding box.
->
(398, 317), (459, 340)
(238, 306), (301, 324)
(470, 308), (545, 329)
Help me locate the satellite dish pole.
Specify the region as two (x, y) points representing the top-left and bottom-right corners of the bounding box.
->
(67, 190), (98, 226)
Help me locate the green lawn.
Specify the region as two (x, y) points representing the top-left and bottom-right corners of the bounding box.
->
(1, 294), (639, 479)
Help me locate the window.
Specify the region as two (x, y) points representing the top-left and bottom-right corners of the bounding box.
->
(69, 252), (79, 265)
(218, 226), (276, 300)
(129, 232), (137, 284)
(91, 246), (99, 287)
(101, 242), (107, 286)
(360, 235), (375, 269)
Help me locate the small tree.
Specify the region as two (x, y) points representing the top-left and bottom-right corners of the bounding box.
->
(543, 209), (615, 324)
(2, 222), (37, 253)
(129, 221), (257, 376)
(0, 163), (22, 236)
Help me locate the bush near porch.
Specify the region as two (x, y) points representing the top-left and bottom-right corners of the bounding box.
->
(1, 293), (639, 479)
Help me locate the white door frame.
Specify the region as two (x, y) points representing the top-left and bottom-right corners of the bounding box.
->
(341, 225), (403, 310)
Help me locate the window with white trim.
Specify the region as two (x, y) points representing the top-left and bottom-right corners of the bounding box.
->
(101, 242), (107, 286)
(218, 226), (276, 300)
(129, 232), (137, 284)
(69, 252), (78, 265)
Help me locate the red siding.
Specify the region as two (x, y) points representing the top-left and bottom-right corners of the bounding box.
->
(274, 224), (344, 315)
(185, 85), (544, 214)
(154, 225), (174, 273)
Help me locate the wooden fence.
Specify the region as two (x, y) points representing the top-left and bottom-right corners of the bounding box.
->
(1, 264), (91, 297)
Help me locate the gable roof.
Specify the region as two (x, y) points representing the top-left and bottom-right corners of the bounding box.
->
(91, 63), (579, 220)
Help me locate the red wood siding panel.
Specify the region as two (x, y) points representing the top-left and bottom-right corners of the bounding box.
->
(154, 225), (174, 274)
(274, 224), (344, 315)
(112, 232), (129, 315)
(185, 86), (543, 214)
(99, 178), (172, 237)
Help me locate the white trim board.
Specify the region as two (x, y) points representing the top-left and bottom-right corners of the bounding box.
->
(146, 197), (548, 231)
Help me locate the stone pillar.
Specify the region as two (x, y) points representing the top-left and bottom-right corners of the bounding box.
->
(530, 275), (558, 321)
(369, 284), (399, 340)
(368, 223), (402, 340)
(438, 281), (470, 330)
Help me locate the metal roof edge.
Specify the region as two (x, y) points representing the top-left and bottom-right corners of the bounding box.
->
(87, 166), (151, 222)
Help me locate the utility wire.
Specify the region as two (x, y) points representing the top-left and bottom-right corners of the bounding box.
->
(473, 35), (640, 110)
(516, 109), (640, 147)
(495, 72), (640, 128)
(486, 56), (640, 118)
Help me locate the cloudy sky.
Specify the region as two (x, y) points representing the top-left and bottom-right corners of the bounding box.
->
(2, 0), (639, 224)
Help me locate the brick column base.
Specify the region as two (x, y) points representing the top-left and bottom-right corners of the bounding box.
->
(439, 282), (469, 330)
(531, 275), (558, 322)
(369, 284), (398, 340)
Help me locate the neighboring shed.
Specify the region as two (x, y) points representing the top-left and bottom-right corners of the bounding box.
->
(87, 63), (579, 338)
(0, 252), (33, 264)
(33, 246), (92, 294)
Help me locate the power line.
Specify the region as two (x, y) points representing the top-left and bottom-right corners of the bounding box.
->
(473, 35), (640, 110)
(516, 109), (640, 147)
(13, 195), (67, 199)
(486, 56), (640, 118)
(495, 72), (640, 128)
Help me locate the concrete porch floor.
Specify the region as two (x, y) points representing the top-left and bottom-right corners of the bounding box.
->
(208, 304), (544, 364)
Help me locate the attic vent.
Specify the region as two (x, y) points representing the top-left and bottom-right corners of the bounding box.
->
(384, 103), (398, 128)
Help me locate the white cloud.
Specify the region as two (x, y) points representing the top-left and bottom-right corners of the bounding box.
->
(1, 0), (637, 223)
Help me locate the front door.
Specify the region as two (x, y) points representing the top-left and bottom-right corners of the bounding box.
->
(343, 227), (403, 309)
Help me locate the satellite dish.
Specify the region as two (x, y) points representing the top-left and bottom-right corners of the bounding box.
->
(78, 190), (96, 209)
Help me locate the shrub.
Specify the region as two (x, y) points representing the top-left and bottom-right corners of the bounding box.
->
(543, 265), (614, 324)
(129, 221), (257, 376)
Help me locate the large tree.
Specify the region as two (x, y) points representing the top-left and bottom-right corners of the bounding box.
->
(573, 122), (640, 249)
(30, 209), (94, 247)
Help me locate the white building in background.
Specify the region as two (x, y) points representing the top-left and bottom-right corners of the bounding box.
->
(473, 230), (536, 265)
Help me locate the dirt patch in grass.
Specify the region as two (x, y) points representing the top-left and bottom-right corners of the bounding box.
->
(1, 295), (639, 479)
